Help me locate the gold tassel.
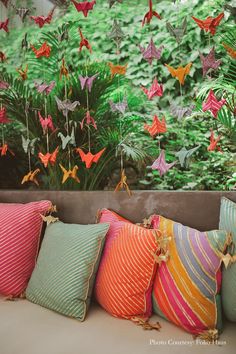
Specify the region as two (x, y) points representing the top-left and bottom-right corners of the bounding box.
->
(95, 209), (102, 223)
(194, 329), (218, 343)
(131, 317), (161, 331)
(4, 291), (26, 301)
(40, 214), (59, 226)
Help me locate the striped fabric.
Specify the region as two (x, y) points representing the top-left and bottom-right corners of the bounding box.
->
(95, 209), (162, 319)
(151, 215), (230, 335)
(0, 201), (51, 297)
(26, 221), (109, 321)
(219, 197), (236, 322)
(144, 115), (166, 137)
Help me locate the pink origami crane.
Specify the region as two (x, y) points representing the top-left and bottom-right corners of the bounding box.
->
(142, 0), (161, 27)
(71, 0), (96, 17)
(0, 107), (10, 124)
(208, 129), (222, 152)
(202, 89), (226, 118)
(199, 47), (221, 77)
(30, 7), (56, 28)
(38, 111), (55, 134)
(151, 150), (176, 177)
(141, 78), (163, 100)
(0, 143), (14, 157)
(80, 111), (97, 130)
(139, 39), (164, 65)
(79, 73), (98, 92)
(0, 81), (9, 90)
(34, 81), (55, 95)
(0, 18), (9, 33)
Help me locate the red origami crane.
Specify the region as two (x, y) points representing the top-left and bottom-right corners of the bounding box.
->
(71, 0), (96, 17)
(202, 89), (226, 118)
(0, 107), (10, 124)
(30, 7), (56, 28)
(142, 0), (161, 27)
(144, 115), (167, 137)
(208, 129), (222, 152)
(80, 111), (97, 130)
(141, 78), (163, 100)
(192, 13), (224, 35)
(78, 28), (92, 53)
(75, 147), (106, 168)
(31, 42), (51, 58)
(38, 112), (55, 134)
(38, 146), (59, 168)
(0, 143), (14, 157)
(0, 18), (9, 33)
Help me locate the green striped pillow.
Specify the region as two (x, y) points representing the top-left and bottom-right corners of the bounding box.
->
(219, 197), (236, 322)
(26, 221), (109, 321)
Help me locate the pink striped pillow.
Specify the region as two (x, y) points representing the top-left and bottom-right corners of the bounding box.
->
(0, 200), (52, 297)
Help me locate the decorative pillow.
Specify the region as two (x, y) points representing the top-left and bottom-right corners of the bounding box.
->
(26, 221), (110, 321)
(95, 209), (166, 322)
(150, 215), (231, 339)
(219, 197), (236, 322)
(0, 200), (52, 297)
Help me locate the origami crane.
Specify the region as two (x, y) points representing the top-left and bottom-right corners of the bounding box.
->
(21, 168), (40, 186)
(55, 97), (80, 117)
(0, 143), (14, 157)
(71, 0), (96, 17)
(0, 81), (9, 90)
(35, 81), (55, 95)
(151, 150), (176, 177)
(109, 97), (128, 115)
(222, 42), (236, 59)
(0, 51), (6, 62)
(141, 77), (163, 100)
(38, 112), (55, 134)
(108, 20), (125, 48)
(114, 169), (132, 197)
(170, 103), (195, 120)
(60, 58), (69, 80)
(22, 136), (39, 155)
(75, 147), (106, 168)
(80, 111), (97, 130)
(202, 89), (226, 118)
(192, 13), (224, 35)
(59, 164), (80, 184)
(0, 18), (9, 33)
(108, 0), (123, 8)
(38, 146), (59, 168)
(108, 62), (127, 78)
(208, 129), (222, 152)
(16, 64), (28, 81)
(31, 42), (51, 58)
(224, 4), (236, 23)
(0, 0), (9, 7)
(58, 128), (76, 150)
(12, 6), (30, 22)
(175, 146), (200, 168)
(139, 39), (164, 65)
(30, 6), (56, 28)
(41, 214), (59, 226)
(144, 115), (167, 137)
(142, 0), (161, 27)
(0, 107), (10, 124)
(79, 73), (98, 92)
(166, 17), (187, 44)
(165, 63), (192, 85)
(78, 27), (92, 53)
(199, 47), (221, 77)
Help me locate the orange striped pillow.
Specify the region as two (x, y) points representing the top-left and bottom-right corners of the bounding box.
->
(94, 209), (162, 320)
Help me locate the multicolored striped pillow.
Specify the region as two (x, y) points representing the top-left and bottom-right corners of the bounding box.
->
(26, 221), (110, 321)
(219, 197), (236, 322)
(150, 215), (231, 338)
(0, 200), (52, 297)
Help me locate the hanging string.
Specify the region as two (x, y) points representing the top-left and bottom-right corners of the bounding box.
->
(85, 55), (91, 152)
(25, 103), (31, 171)
(64, 75), (71, 169)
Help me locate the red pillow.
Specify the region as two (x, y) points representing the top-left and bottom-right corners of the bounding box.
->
(0, 200), (52, 297)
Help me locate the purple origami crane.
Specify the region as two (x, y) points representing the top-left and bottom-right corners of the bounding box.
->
(202, 89), (226, 118)
(55, 96), (80, 117)
(34, 81), (55, 95)
(79, 73), (98, 92)
(139, 38), (164, 65)
(199, 47), (221, 77)
(151, 150), (176, 177)
(109, 97), (128, 115)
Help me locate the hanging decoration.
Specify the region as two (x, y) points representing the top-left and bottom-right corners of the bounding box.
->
(16, 64), (28, 80)
(208, 129), (222, 152)
(75, 148), (106, 168)
(108, 62), (127, 78)
(80, 110), (97, 130)
(35, 81), (56, 95)
(199, 47), (221, 77)
(114, 169), (132, 196)
(59, 164), (80, 183)
(79, 74), (98, 92)
(0, 107), (10, 123)
(58, 128), (76, 150)
(192, 13), (224, 35)
(144, 115), (167, 137)
(30, 6), (56, 28)
(71, 0), (96, 17)
(11, 5), (31, 23)
(0, 51), (6, 62)
(166, 17), (187, 44)
(0, 143), (14, 156)
(175, 146), (200, 168)
(39, 112), (55, 134)
(38, 147), (59, 168)
(0, 0), (8, 7)
(21, 169), (40, 186)
(165, 63), (192, 85)
(55, 97), (80, 117)
(109, 97), (128, 115)
(108, 20), (125, 51)
(108, 0), (123, 8)
(0, 18), (9, 33)
(170, 103), (195, 120)
(0, 81), (9, 89)
(202, 89), (226, 118)
(222, 42), (236, 59)
(151, 150), (176, 177)
(78, 27), (92, 52)
(31, 42), (51, 58)
(139, 39), (164, 65)
(142, 0), (161, 27)
(59, 58), (69, 80)
(21, 136), (38, 155)
(141, 78), (163, 100)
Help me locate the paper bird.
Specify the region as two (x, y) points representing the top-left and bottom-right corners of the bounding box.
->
(202, 89), (226, 118)
(165, 63), (192, 85)
(208, 129), (222, 152)
(175, 146), (200, 168)
(144, 115), (167, 137)
(170, 103), (195, 120)
(71, 0), (96, 17)
(0, 18), (9, 33)
(142, 0), (161, 27)
(16, 64), (28, 81)
(108, 62), (127, 78)
(192, 13), (224, 35)
(108, 0), (123, 8)
(114, 169), (132, 197)
(12, 5), (30, 22)
(80, 111), (97, 130)
(108, 20), (125, 47)
(75, 147), (106, 168)
(139, 39), (164, 65)
(60, 58), (69, 80)
(41, 214), (59, 226)
(222, 42), (236, 59)
(21, 33), (29, 51)
(31, 42), (51, 58)
(0, 1), (9, 7)
(22, 136), (38, 155)
(38, 147), (59, 168)
(109, 97), (128, 115)
(35, 81), (55, 95)
(59, 164), (80, 184)
(141, 77), (163, 100)
(224, 4), (236, 23)
(0, 143), (14, 157)
(0, 107), (10, 124)
(0, 81), (9, 90)
(151, 150), (176, 177)
(58, 128), (76, 149)
(79, 73), (98, 92)
(78, 27), (92, 53)
(55, 97), (80, 117)
(166, 17), (187, 44)
(38, 112), (55, 134)
(21, 168), (40, 186)
(30, 6), (56, 28)
(199, 47), (221, 77)
(0, 51), (6, 62)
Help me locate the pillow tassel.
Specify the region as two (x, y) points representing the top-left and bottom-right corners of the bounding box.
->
(194, 329), (218, 343)
(130, 317), (161, 331)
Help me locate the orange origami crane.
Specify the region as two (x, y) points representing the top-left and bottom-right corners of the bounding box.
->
(31, 42), (51, 58)
(38, 146), (59, 168)
(142, 0), (161, 27)
(208, 129), (222, 152)
(108, 62), (127, 78)
(0, 143), (14, 156)
(78, 27), (92, 53)
(59, 164), (80, 184)
(192, 13), (224, 35)
(222, 43), (236, 59)
(115, 169), (132, 197)
(60, 58), (69, 80)
(165, 63), (192, 85)
(16, 64), (28, 80)
(21, 168), (40, 186)
(75, 147), (106, 168)
(144, 115), (166, 137)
